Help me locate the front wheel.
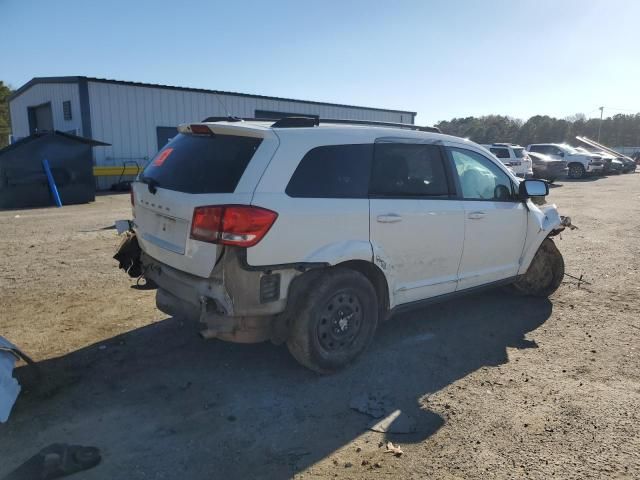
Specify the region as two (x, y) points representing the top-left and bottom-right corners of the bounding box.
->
(286, 268), (378, 374)
(512, 238), (564, 297)
(568, 163), (586, 179)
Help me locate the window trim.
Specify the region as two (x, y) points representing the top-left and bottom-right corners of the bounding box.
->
(368, 142), (456, 200)
(444, 146), (520, 203)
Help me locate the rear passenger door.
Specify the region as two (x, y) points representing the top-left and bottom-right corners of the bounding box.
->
(446, 147), (527, 290)
(369, 141), (465, 306)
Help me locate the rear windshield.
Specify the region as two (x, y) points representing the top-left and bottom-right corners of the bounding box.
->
(513, 148), (525, 158)
(140, 133), (262, 194)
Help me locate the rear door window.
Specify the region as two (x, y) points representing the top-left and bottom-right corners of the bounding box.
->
(513, 148), (525, 158)
(285, 144), (372, 198)
(370, 143), (450, 197)
(529, 145), (546, 154)
(141, 133), (262, 194)
(490, 147), (510, 159)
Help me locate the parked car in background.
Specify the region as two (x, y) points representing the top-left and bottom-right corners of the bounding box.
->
(527, 151), (568, 183)
(482, 143), (533, 178)
(115, 118), (567, 373)
(527, 143), (604, 179)
(612, 154), (637, 173)
(574, 147), (622, 175)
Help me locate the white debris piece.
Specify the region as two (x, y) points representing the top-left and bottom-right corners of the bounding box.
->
(0, 337), (21, 423)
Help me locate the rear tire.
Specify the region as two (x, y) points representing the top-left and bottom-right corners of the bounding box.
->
(568, 163), (585, 179)
(512, 238), (564, 297)
(286, 268), (378, 374)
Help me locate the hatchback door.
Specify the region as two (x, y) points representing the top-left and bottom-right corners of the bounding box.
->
(369, 141), (464, 306)
(132, 124), (278, 278)
(446, 146), (527, 290)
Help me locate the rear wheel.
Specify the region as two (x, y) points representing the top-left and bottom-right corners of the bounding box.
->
(512, 238), (564, 297)
(287, 268), (378, 374)
(568, 163), (585, 179)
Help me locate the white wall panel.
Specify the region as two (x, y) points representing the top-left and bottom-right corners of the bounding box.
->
(87, 81), (414, 179)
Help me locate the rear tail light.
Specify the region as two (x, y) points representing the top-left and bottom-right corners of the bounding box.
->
(130, 189), (135, 217)
(190, 124), (214, 135)
(190, 205), (278, 247)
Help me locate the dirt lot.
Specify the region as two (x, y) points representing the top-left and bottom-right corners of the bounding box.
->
(1, 173), (639, 479)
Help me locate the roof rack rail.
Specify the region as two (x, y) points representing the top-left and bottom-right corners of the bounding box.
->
(199, 116), (440, 133)
(271, 116), (320, 128)
(320, 118), (440, 133)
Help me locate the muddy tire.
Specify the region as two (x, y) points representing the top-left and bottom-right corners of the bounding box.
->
(512, 238), (564, 297)
(568, 163), (585, 179)
(286, 268), (378, 374)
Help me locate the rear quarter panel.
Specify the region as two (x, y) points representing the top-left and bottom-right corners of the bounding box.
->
(247, 128), (375, 266)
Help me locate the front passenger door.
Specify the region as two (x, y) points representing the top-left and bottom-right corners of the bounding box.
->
(447, 147), (527, 291)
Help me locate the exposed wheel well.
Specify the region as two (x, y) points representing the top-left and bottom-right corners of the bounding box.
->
(274, 260), (390, 345)
(336, 260), (390, 315)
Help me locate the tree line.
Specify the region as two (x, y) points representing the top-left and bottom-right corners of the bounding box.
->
(435, 113), (640, 147)
(0, 81), (11, 148)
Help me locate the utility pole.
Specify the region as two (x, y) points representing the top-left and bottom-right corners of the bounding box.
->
(597, 106), (604, 142)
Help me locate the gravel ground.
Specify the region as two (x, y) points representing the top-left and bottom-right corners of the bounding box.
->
(1, 173), (639, 479)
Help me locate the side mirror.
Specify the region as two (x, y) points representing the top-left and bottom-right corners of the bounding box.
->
(519, 179), (549, 198)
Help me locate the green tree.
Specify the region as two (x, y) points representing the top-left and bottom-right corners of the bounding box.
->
(438, 112), (640, 148)
(0, 81), (12, 148)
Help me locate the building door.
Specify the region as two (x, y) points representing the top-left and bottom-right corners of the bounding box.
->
(28, 103), (53, 134)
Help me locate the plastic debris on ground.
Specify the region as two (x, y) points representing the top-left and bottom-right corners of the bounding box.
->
(368, 409), (417, 434)
(3, 443), (101, 479)
(385, 442), (404, 457)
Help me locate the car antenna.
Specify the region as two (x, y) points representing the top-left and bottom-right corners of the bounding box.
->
(213, 93), (233, 119)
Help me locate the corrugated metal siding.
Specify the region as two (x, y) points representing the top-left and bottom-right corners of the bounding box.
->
(9, 83), (82, 139)
(88, 81), (410, 170)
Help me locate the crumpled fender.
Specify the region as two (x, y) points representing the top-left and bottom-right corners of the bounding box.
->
(518, 200), (563, 275)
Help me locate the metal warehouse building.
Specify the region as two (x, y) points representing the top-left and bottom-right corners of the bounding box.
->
(9, 76), (416, 189)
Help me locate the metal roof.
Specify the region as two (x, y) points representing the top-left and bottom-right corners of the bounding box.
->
(9, 76), (417, 116)
(0, 130), (110, 156)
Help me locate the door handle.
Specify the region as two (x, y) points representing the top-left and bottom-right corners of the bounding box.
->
(377, 214), (402, 223)
(468, 211), (487, 220)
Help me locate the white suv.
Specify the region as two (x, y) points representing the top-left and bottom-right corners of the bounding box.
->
(482, 143), (533, 178)
(115, 118), (568, 373)
(527, 143), (604, 179)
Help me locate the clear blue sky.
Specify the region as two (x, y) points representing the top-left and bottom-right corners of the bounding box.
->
(2, 0), (639, 124)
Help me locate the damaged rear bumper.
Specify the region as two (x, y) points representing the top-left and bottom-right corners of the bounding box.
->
(143, 251), (289, 343)
(114, 227), (301, 343)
